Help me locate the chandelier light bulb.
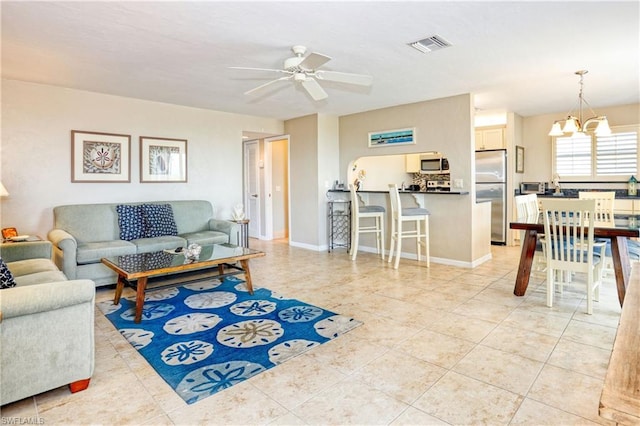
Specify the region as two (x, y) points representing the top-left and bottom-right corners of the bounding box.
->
(562, 117), (578, 134)
(595, 117), (611, 136)
(548, 122), (563, 136)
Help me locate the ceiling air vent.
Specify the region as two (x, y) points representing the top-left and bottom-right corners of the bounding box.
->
(409, 35), (451, 53)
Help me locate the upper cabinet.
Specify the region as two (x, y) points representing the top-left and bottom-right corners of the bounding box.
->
(405, 154), (421, 173)
(475, 126), (505, 151)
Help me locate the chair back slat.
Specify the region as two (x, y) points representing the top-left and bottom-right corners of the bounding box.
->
(542, 199), (596, 266)
(515, 194), (540, 222)
(578, 191), (616, 227)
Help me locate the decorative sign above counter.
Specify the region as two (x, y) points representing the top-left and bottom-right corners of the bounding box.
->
(368, 128), (415, 148)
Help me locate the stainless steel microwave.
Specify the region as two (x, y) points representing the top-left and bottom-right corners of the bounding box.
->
(420, 154), (450, 174)
(520, 182), (545, 194)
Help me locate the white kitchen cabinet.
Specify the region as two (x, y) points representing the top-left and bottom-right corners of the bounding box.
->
(616, 199), (634, 215)
(475, 126), (505, 150)
(405, 154), (420, 173)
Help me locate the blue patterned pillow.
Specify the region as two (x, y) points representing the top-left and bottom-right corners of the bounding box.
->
(142, 204), (178, 238)
(116, 204), (146, 241)
(0, 257), (16, 289)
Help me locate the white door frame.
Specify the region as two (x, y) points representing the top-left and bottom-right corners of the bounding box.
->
(264, 135), (290, 241)
(264, 140), (273, 240)
(243, 140), (260, 239)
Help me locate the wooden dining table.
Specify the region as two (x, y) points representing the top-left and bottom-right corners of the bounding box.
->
(510, 216), (640, 307)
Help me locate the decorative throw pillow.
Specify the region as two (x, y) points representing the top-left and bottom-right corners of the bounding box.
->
(141, 204), (178, 238)
(116, 204), (146, 241)
(0, 257), (16, 289)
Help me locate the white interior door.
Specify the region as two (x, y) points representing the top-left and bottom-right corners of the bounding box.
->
(244, 141), (260, 238)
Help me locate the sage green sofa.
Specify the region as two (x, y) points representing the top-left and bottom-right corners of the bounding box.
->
(48, 200), (239, 286)
(0, 241), (95, 405)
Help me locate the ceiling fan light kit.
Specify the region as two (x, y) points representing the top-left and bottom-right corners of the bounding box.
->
(231, 45), (373, 101)
(548, 70), (611, 137)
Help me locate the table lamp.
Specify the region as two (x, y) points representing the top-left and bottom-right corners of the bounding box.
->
(0, 182), (8, 197)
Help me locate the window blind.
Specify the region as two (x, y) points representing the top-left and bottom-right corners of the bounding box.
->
(596, 131), (638, 175)
(555, 134), (591, 176)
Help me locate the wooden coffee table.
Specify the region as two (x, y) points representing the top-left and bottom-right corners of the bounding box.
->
(102, 243), (265, 323)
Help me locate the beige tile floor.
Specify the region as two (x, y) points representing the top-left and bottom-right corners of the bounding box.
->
(1, 240), (623, 425)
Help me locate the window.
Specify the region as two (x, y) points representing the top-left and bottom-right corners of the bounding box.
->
(553, 125), (639, 179)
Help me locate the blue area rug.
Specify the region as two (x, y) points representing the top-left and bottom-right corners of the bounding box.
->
(98, 276), (362, 404)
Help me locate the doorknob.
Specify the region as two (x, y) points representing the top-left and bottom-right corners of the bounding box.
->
(251, 194), (258, 198)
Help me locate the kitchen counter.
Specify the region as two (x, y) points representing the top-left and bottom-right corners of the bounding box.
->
(328, 189), (469, 195)
(521, 189), (640, 199)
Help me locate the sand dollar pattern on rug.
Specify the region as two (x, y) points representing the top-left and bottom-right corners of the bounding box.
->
(230, 299), (277, 316)
(176, 361), (266, 403)
(184, 291), (237, 309)
(161, 340), (214, 365)
(163, 313), (223, 335)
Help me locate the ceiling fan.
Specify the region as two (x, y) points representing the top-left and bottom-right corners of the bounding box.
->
(230, 45), (373, 101)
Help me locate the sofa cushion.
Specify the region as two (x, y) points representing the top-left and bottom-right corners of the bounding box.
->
(0, 258), (16, 289)
(14, 270), (69, 287)
(180, 231), (229, 246)
(142, 204), (178, 238)
(116, 204), (145, 241)
(76, 240), (137, 265)
(6, 258), (60, 277)
(133, 236), (186, 254)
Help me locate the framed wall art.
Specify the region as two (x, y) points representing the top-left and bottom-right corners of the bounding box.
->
(71, 130), (131, 182)
(140, 136), (188, 182)
(516, 145), (525, 173)
(368, 127), (416, 148)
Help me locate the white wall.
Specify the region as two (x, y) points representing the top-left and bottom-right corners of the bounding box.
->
(347, 154), (407, 191)
(0, 79), (283, 238)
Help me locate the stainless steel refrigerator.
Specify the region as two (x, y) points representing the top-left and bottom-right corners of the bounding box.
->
(475, 149), (507, 244)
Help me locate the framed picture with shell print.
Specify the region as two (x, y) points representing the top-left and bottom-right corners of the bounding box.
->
(71, 130), (131, 182)
(140, 136), (188, 183)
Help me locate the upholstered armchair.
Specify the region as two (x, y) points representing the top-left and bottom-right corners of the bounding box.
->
(0, 241), (95, 405)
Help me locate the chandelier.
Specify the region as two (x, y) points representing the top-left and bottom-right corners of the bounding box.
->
(548, 70), (611, 137)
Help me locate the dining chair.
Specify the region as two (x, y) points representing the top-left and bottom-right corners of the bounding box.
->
(514, 194), (545, 270)
(387, 184), (430, 269)
(578, 191), (616, 227)
(349, 184), (385, 261)
(541, 198), (601, 314)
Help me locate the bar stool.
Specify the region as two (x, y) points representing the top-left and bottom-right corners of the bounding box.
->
(349, 184), (385, 261)
(388, 184), (430, 269)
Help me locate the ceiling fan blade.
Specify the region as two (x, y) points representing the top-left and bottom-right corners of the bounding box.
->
(315, 70), (373, 86)
(245, 76), (292, 95)
(229, 66), (289, 74)
(301, 77), (328, 101)
(298, 52), (332, 71)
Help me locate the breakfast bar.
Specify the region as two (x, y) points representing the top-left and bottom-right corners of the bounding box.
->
(328, 188), (492, 268)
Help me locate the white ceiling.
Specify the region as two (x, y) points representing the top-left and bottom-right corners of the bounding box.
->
(2, 1), (639, 122)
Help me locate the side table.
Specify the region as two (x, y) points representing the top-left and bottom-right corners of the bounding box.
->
(233, 219), (250, 248)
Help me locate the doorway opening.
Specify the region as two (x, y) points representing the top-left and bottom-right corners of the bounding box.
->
(243, 135), (290, 242)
